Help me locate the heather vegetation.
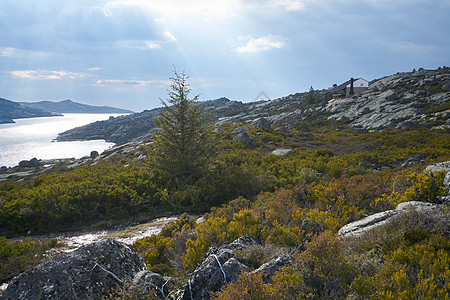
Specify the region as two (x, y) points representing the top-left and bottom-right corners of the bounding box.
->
(1, 73), (449, 297)
(0, 237), (61, 283)
(1, 125), (449, 293)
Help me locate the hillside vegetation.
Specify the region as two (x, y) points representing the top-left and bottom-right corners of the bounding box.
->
(1, 67), (449, 298)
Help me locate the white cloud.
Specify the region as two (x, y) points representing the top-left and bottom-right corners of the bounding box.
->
(266, 0), (306, 11)
(104, 0), (242, 21)
(117, 40), (164, 50)
(145, 41), (161, 49)
(164, 31), (177, 42)
(236, 35), (286, 53)
(0, 47), (17, 57)
(104, 0), (305, 22)
(10, 70), (89, 80)
(93, 79), (169, 88)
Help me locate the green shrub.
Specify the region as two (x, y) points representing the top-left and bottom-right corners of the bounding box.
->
(211, 272), (276, 300)
(0, 237), (62, 283)
(234, 244), (283, 270)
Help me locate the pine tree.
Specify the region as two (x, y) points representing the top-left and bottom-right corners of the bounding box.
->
(151, 70), (217, 186)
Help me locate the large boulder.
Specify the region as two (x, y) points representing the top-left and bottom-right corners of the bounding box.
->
(177, 250), (249, 300)
(252, 117), (271, 131)
(252, 254), (293, 282)
(210, 236), (261, 254)
(90, 150), (100, 159)
(339, 161), (450, 238)
(338, 201), (439, 238)
(442, 82), (450, 92)
(424, 160), (450, 191)
(18, 158), (40, 168)
(130, 270), (171, 299)
(176, 236), (259, 300)
(233, 131), (252, 144)
(1, 239), (146, 300)
(272, 148), (293, 156)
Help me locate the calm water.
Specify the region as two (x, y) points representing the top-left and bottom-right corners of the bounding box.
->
(0, 114), (125, 167)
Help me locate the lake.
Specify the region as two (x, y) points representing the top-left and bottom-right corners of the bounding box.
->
(0, 114), (126, 167)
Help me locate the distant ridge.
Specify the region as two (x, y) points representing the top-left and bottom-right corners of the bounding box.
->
(19, 99), (134, 114)
(0, 98), (62, 124)
(57, 67), (450, 144)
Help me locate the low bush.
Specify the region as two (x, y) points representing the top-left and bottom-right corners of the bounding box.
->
(0, 237), (61, 283)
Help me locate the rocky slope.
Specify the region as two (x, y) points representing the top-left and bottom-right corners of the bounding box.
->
(1, 239), (145, 300)
(0, 98), (62, 124)
(1, 236), (292, 300)
(56, 67), (450, 144)
(57, 109), (162, 144)
(19, 99), (134, 114)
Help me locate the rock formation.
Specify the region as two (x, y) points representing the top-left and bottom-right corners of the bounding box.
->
(252, 117), (271, 131)
(55, 67), (450, 145)
(0, 236), (294, 300)
(272, 148), (293, 156)
(1, 239), (146, 300)
(174, 236), (292, 300)
(424, 160), (450, 203)
(251, 254), (293, 282)
(18, 158), (40, 168)
(233, 131), (252, 144)
(338, 201), (440, 238)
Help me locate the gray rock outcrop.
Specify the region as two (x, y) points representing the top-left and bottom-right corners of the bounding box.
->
(1, 239), (146, 300)
(272, 148), (293, 156)
(18, 158), (40, 168)
(176, 236), (260, 300)
(130, 270), (171, 299)
(338, 201), (439, 238)
(252, 117), (271, 131)
(233, 131), (252, 144)
(177, 250), (248, 300)
(339, 160), (450, 238)
(252, 254), (293, 282)
(54, 67), (449, 145)
(90, 150), (100, 159)
(424, 160), (450, 203)
(325, 68), (450, 130)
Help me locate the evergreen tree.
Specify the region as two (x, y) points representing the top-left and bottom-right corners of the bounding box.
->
(151, 70), (217, 186)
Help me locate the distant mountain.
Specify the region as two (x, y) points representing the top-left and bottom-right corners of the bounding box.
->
(57, 67), (450, 145)
(19, 99), (134, 114)
(0, 98), (62, 124)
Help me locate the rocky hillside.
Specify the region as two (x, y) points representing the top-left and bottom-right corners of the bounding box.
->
(19, 99), (134, 114)
(57, 108), (162, 144)
(0, 98), (62, 124)
(56, 67), (450, 144)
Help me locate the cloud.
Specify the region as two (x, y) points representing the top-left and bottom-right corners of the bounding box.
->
(145, 42), (161, 49)
(10, 70), (89, 80)
(249, 0), (306, 11)
(105, 0), (307, 22)
(93, 79), (169, 88)
(0, 47), (17, 57)
(106, 0), (243, 20)
(117, 40), (163, 50)
(271, 0), (306, 11)
(236, 35), (286, 53)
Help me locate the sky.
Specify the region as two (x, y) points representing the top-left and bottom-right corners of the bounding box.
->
(1, 0), (449, 112)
